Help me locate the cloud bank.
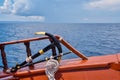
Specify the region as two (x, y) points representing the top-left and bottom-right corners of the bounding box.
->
(85, 0), (120, 10)
(0, 0), (46, 21)
(0, 0), (81, 22)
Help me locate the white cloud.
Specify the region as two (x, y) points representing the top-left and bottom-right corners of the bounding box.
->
(0, 0), (54, 15)
(0, 0), (45, 21)
(12, 0), (30, 15)
(0, 0), (31, 15)
(0, 0), (12, 14)
(0, 14), (45, 22)
(26, 16), (45, 21)
(85, 0), (120, 10)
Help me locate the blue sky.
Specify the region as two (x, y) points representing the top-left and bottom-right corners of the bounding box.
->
(0, 0), (120, 23)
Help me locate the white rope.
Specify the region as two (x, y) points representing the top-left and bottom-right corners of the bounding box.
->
(26, 56), (32, 63)
(45, 57), (59, 80)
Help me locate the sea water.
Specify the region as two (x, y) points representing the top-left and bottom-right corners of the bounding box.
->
(0, 22), (120, 67)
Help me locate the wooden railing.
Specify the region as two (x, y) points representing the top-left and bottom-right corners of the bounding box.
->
(0, 35), (87, 71)
(0, 36), (50, 71)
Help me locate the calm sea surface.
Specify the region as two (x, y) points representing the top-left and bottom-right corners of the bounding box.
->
(0, 22), (120, 67)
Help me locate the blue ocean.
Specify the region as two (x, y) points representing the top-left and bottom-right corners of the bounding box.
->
(0, 22), (120, 67)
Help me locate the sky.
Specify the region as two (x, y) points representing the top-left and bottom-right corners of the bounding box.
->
(0, 0), (120, 23)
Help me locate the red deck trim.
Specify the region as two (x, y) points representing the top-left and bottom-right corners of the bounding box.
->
(13, 53), (120, 77)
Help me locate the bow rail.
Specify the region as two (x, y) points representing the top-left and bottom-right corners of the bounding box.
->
(0, 35), (87, 72)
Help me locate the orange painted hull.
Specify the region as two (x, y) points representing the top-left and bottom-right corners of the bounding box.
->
(0, 53), (120, 80)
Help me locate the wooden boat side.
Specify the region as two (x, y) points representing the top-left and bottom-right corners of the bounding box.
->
(3, 53), (119, 80)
